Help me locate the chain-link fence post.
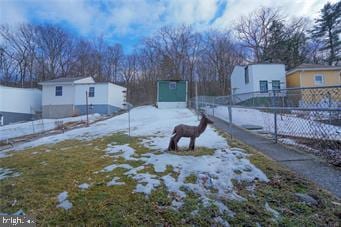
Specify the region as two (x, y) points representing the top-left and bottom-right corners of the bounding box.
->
(212, 97), (215, 117)
(272, 90), (278, 143)
(228, 95), (233, 128)
(328, 91), (332, 124)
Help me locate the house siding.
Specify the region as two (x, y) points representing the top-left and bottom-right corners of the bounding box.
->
(0, 85), (41, 125)
(286, 72), (301, 88)
(0, 86), (41, 114)
(299, 70), (341, 87)
(231, 64), (285, 95)
(286, 69), (341, 104)
(157, 80), (188, 108)
(251, 64), (286, 92)
(42, 84), (75, 105)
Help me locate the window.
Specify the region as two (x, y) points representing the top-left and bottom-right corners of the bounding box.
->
(55, 86), (63, 96)
(272, 80), (280, 91)
(169, 82), (177, 90)
(89, 87), (95, 97)
(314, 74), (324, 85)
(259, 81), (268, 93)
(244, 66), (249, 84)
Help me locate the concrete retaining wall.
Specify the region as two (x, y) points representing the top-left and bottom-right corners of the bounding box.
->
(42, 105), (75, 119)
(0, 111), (35, 125)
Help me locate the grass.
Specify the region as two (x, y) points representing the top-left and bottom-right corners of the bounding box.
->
(184, 174), (197, 184)
(168, 147), (215, 156)
(215, 129), (341, 226)
(0, 132), (340, 226)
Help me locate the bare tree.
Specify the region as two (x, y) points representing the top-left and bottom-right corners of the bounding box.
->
(103, 43), (123, 83)
(34, 24), (73, 80)
(202, 31), (243, 95)
(235, 7), (282, 62)
(0, 24), (37, 87)
(122, 54), (138, 102)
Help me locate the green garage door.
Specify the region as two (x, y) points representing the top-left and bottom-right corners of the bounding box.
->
(158, 81), (187, 102)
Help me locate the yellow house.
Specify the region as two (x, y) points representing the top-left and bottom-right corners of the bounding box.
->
(286, 64), (341, 88)
(286, 64), (341, 104)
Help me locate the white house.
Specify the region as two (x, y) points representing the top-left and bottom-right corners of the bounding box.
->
(39, 77), (126, 119)
(231, 64), (286, 95)
(0, 85), (42, 125)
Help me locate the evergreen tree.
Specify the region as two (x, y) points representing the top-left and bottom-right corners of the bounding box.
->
(312, 1), (341, 65)
(263, 20), (308, 69)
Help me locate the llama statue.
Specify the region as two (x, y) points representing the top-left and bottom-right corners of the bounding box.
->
(168, 113), (213, 151)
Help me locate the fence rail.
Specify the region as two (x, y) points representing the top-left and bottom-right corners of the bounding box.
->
(190, 85), (341, 164)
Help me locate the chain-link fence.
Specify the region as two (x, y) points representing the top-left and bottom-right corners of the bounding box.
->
(190, 85), (341, 165)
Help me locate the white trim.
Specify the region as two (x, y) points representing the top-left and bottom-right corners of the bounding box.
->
(286, 67), (341, 75)
(157, 102), (187, 109)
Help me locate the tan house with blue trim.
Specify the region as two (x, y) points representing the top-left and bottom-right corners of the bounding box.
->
(286, 64), (341, 88)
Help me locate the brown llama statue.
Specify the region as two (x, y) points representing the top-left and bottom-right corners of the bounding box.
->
(168, 113), (213, 151)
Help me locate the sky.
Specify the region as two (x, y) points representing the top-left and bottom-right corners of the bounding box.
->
(0, 0), (337, 53)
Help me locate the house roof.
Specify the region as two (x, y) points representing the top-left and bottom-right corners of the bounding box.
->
(235, 63), (285, 67)
(287, 64), (341, 75)
(39, 76), (94, 85)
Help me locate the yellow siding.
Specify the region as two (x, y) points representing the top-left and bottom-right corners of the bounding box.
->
(286, 72), (301, 88)
(286, 69), (341, 103)
(300, 70), (341, 87)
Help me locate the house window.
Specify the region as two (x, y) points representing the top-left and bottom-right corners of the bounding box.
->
(55, 86), (63, 96)
(272, 80), (280, 91)
(89, 87), (95, 97)
(169, 82), (177, 90)
(244, 66), (249, 84)
(314, 74), (324, 85)
(259, 81), (268, 93)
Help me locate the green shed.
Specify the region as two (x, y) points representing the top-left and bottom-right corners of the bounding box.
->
(157, 80), (188, 108)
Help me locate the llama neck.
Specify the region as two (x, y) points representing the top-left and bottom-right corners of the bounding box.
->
(197, 119), (208, 135)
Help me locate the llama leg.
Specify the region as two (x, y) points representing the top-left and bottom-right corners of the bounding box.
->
(168, 135), (176, 151)
(189, 137), (195, 150)
(174, 136), (181, 151)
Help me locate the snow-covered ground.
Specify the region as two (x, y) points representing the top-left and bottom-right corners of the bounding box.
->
(102, 142), (268, 215)
(5, 106), (228, 152)
(205, 106), (341, 141)
(0, 114), (101, 141)
(1, 106), (269, 223)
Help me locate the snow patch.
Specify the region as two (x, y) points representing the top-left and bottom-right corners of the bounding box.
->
(78, 183), (90, 190)
(107, 177), (125, 186)
(105, 144), (137, 160)
(132, 173), (161, 194)
(102, 164), (133, 172)
(0, 168), (20, 180)
(265, 202), (280, 220)
(56, 191), (72, 210)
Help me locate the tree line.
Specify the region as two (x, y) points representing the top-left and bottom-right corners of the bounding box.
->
(0, 3), (340, 104)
